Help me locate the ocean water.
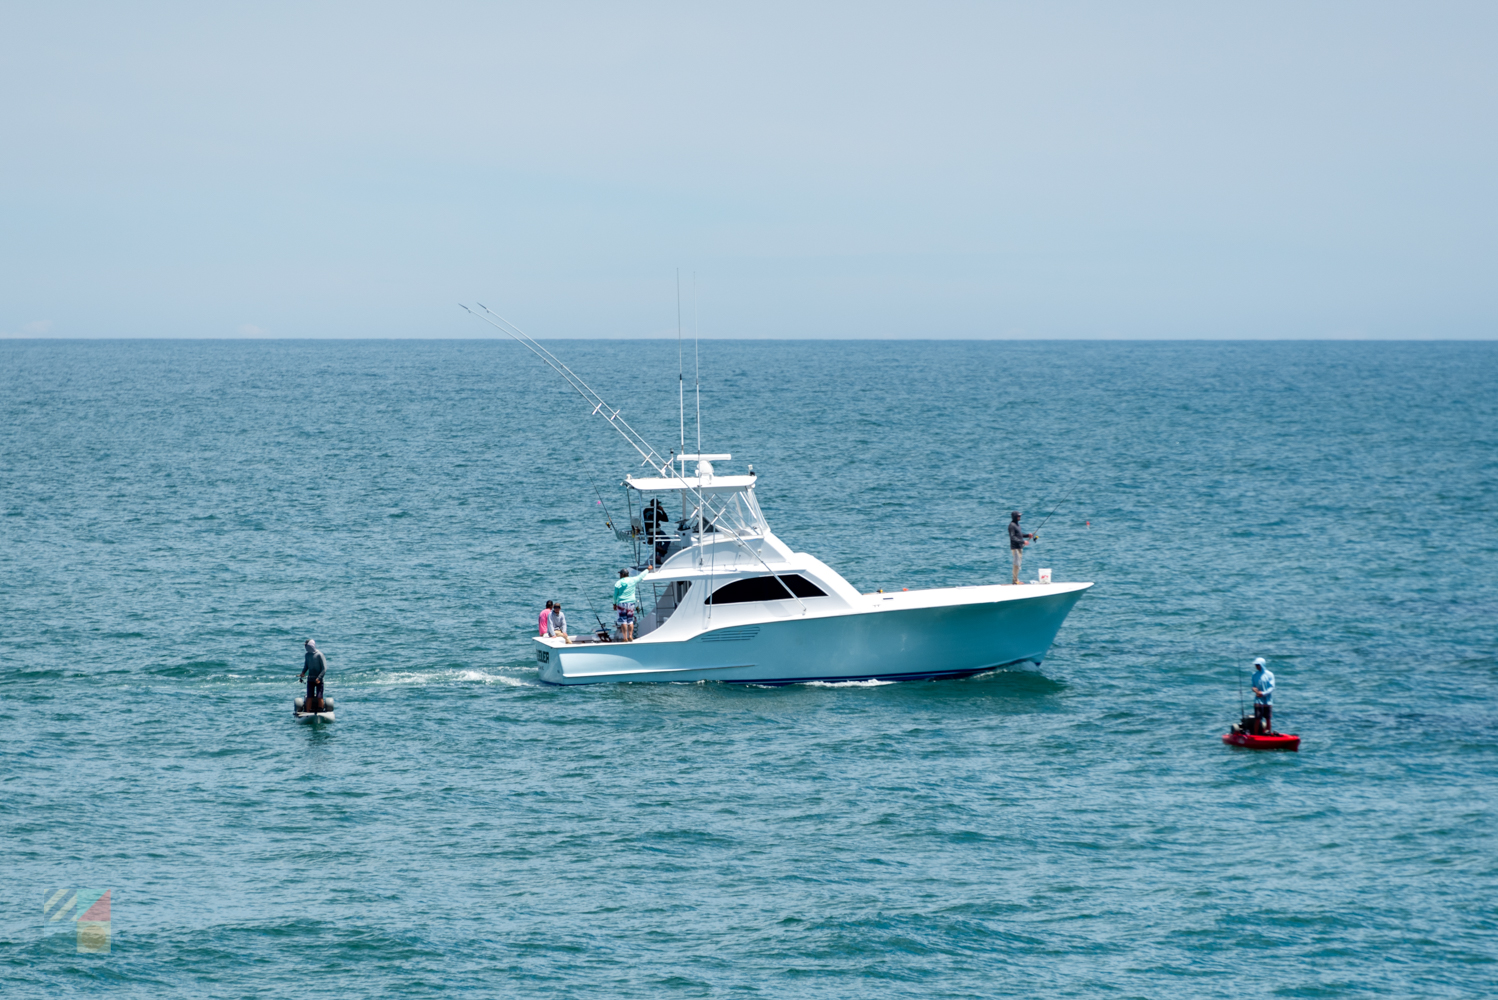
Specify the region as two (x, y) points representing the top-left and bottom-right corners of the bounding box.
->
(2, 339), (1495, 998)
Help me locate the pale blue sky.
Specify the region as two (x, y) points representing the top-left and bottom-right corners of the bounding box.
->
(2, 2), (1494, 338)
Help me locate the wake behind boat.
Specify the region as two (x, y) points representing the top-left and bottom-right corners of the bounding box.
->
(462, 302), (1092, 686)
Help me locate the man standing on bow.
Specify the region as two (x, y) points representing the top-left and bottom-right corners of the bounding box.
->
(1008, 511), (1035, 585)
(1251, 657), (1275, 734)
(299, 639), (328, 712)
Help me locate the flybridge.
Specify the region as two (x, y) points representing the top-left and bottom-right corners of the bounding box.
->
(624, 453), (774, 573)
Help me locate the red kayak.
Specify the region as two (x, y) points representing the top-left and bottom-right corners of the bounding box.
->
(1222, 732), (1300, 751)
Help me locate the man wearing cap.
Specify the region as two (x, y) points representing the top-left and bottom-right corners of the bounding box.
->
(299, 639), (328, 712)
(613, 568), (644, 642)
(1008, 511), (1035, 585)
(1251, 657), (1275, 734)
(549, 601), (570, 643)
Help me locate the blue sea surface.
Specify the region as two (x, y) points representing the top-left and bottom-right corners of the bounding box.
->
(2, 339), (1496, 997)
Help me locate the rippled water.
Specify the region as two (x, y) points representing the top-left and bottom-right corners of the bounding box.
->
(3, 339), (1496, 997)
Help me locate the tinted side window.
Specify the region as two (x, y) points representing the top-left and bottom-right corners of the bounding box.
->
(707, 574), (827, 605)
(781, 574), (827, 599)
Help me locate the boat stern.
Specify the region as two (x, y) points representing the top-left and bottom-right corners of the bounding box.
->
(533, 637), (569, 683)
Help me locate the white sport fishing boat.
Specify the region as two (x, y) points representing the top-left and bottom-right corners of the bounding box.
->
(462, 303), (1092, 685)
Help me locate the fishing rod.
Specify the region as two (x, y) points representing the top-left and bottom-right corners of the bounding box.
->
(1237, 655), (1246, 720)
(1030, 480), (1082, 542)
(584, 471), (617, 533)
(577, 588), (612, 640)
(624, 481), (641, 566)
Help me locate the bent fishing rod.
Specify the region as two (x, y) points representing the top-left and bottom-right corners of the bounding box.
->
(1030, 480), (1082, 542)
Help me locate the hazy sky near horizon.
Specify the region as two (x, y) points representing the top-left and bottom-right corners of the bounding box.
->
(2, 2), (1495, 339)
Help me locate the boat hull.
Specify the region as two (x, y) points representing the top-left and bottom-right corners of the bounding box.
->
(1222, 732), (1299, 750)
(536, 584), (1089, 685)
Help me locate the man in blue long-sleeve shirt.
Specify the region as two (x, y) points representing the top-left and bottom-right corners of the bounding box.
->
(299, 639), (327, 712)
(1251, 657), (1275, 734)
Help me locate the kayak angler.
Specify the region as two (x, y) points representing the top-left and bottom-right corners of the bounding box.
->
(1223, 655), (1297, 750)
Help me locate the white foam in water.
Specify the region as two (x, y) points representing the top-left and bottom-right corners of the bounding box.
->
(457, 670), (530, 686)
(370, 669), (533, 687)
(372, 672), (436, 686)
(801, 678), (895, 688)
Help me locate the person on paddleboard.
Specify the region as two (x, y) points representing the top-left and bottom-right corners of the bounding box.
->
(299, 639), (328, 712)
(1251, 657), (1275, 734)
(1008, 511), (1036, 585)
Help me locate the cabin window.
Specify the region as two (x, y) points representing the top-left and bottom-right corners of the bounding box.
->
(706, 574), (827, 605)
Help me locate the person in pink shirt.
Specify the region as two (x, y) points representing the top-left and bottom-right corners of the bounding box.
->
(538, 600), (554, 637)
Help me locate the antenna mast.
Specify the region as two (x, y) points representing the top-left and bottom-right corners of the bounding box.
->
(677, 269), (685, 471)
(694, 272), (701, 455)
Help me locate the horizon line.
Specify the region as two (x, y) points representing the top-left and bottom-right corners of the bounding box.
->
(3, 336), (1496, 344)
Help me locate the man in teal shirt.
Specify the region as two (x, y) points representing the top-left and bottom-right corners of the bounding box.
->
(613, 568), (643, 641)
(1251, 657), (1275, 734)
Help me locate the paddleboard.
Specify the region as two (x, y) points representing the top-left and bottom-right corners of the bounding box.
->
(293, 696), (335, 722)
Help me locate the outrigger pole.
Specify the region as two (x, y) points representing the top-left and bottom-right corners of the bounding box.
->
(459, 303), (673, 476)
(463, 298), (788, 601)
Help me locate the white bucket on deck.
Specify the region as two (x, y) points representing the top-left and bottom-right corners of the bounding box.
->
(1038, 568), (1052, 584)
